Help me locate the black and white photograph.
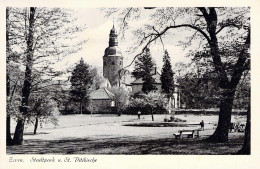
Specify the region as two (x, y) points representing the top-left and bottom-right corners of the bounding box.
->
(4, 5), (252, 156)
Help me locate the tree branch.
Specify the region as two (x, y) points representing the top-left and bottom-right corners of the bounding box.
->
(197, 7), (209, 21)
(216, 23), (241, 35)
(124, 23), (210, 69)
(152, 26), (165, 50)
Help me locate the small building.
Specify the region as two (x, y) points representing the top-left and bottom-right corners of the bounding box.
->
(89, 88), (115, 113)
(130, 68), (181, 108)
(131, 71), (162, 94)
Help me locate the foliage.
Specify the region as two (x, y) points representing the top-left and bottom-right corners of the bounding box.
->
(160, 50), (175, 98)
(28, 93), (60, 127)
(90, 67), (104, 90)
(7, 7), (86, 145)
(108, 86), (130, 114)
(177, 72), (220, 109)
(132, 48), (157, 93)
(70, 58), (93, 114)
(130, 91), (169, 120)
(105, 7), (251, 142)
(176, 62), (250, 109)
(87, 99), (99, 115)
(6, 60), (24, 117)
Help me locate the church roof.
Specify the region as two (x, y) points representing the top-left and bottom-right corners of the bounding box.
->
(104, 25), (123, 57)
(131, 72), (162, 85)
(110, 25), (117, 34)
(104, 46), (122, 57)
(89, 88), (115, 100)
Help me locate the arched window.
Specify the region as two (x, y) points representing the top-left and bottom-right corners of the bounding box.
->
(112, 61), (115, 65)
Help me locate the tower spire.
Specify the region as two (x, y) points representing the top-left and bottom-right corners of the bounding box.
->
(113, 19), (115, 28)
(109, 24), (118, 47)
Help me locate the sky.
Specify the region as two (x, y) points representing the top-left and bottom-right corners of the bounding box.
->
(53, 8), (192, 76)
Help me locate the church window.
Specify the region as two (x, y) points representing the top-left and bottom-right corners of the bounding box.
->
(112, 61), (115, 65)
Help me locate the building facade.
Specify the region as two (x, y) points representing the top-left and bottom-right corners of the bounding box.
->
(130, 69), (181, 108)
(89, 88), (115, 113)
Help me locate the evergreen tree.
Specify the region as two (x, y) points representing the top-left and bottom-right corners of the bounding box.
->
(160, 50), (175, 98)
(70, 58), (93, 114)
(132, 48), (157, 93)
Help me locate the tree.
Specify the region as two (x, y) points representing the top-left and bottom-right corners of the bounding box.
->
(132, 48), (157, 94)
(6, 57), (24, 145)
(87, 99), (98, 116)
(6, 6), (13, 145)
(237, 103), (250, 154)
(108, 86), (130, 116)
(90, 67), (103, 90)
(8, 7), (86, 145)
(107, 7), (250, 142)
(175, 61), (221, 109)
(28, 93), (60, 134)
(70, 58), (93, 114)
(130, 91), (167, 121)
(160, 50), (175, 98)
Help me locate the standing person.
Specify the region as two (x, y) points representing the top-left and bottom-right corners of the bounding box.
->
(138, 111), (141, 119)
(200, 120), (205, 130)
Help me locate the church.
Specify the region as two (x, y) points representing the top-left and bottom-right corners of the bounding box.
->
(89, 25), (181, 112)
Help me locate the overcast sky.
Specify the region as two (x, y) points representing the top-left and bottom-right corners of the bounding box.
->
(53, 8), (192, 74)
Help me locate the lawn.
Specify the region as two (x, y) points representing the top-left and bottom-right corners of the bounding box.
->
(7, 114), (246, 154)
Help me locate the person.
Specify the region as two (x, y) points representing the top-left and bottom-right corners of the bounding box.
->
(137, 111), (141, 119)
(200, 120), (204, 130)
(229, 123), (235, 132)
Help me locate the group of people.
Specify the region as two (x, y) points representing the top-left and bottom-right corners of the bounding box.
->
(229, 122), (246, 132)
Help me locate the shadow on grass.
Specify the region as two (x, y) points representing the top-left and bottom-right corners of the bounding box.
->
(6, 135), (244, 155)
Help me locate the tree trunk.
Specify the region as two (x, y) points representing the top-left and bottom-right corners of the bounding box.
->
(12, 119), (25, 145)
(6, 115), (13, 146)
(117, 108), (121, 116)
(151, 107), (154, 121)
(237, 104), (250, 154)
(206, 88), (236, 142)
(12, 7), (36, 145)
(6, 7), (13, 146)
(6, 73), (12, 145)
(80, 101), (82, 115)
(33, 117), (39, 135)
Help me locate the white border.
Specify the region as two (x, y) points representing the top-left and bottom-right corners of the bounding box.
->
(0, 1), (259, 169)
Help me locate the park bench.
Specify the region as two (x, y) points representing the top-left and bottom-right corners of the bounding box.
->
(173, 129), (200, 139)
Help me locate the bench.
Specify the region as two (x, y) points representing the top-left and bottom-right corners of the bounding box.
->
(173, 129), (200, 139)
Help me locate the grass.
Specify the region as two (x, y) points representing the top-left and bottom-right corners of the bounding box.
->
(7, 114), (246, 155)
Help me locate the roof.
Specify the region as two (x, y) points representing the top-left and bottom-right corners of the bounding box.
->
(89, 88), (115, 100)
(131, 72), (162, 85)
(104, 46), (122, 57)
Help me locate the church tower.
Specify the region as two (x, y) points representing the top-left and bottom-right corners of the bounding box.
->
(103, 25), (123, 86)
